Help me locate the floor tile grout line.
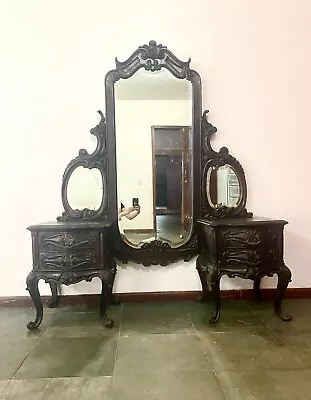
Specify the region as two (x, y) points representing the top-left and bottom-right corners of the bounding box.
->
(186, 308), (229, 400)
(183, 303), (199, 336)
(9, 327), (47, 382)
(111, 303), (123, 379)
(182, 302), (304, 399)
(242, 300), (277, 331)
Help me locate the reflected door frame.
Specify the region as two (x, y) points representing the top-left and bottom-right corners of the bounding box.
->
(151, 125), (191, 235)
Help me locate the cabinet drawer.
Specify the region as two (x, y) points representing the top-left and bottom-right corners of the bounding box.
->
(39, 250), (99, 272)
(219, 247), (279, 268)
(39, 231), (99, 252)
(218, 227), (278, 249)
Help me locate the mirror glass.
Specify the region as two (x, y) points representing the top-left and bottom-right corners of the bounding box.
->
(206, 164), (240, 208)
(67, 166), (103, 210)
(115, 68), (193, 248)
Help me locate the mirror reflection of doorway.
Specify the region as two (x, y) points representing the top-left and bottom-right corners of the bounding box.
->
(152, 125), (191, 244)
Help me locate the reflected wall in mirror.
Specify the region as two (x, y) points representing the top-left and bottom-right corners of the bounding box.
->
(206, 164), (240, 209)
(115, 68), (193, 248)
(67, 166), (103, 211)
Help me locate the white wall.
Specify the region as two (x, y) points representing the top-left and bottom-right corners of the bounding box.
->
(1, 0), (311, 296)
(116, 99), (190, 232)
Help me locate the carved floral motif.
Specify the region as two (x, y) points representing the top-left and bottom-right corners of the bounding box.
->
(221, 229), (261, 247)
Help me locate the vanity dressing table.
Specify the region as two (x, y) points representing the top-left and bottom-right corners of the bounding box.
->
(26, 40), (292, 330)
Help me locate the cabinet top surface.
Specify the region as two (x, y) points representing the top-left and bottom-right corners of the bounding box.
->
(27, 220), (113, 231)
(197, 217), (288, 227)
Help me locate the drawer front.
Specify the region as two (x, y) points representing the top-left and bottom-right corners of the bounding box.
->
(219, 248), (279, 269)
(218, 226), (279, 249)
(39, 231), (99, 252)
(39, 250), (99, 272)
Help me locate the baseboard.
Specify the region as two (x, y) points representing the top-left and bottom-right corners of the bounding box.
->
(1, 288), (311, 307)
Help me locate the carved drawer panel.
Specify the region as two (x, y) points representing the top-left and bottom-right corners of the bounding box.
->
(219, 247), (279, 269)
(218, 227), (279, 250)
(39, 250), (99, 272)
(39, 231), (99, 252)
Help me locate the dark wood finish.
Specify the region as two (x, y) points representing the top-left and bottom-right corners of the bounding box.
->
(182, 127), (191, 232)
(106, 40), (201, 266)
(196, 218), (292, 323)
(26, 39), (293, 331)
(26, 221), (115, 330)
(209, 168), (218, 206)
(200, 110), (252, 219)
(57, 111), (113, 222)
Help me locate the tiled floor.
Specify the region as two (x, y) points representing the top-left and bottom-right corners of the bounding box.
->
(1, 299), (311, 399)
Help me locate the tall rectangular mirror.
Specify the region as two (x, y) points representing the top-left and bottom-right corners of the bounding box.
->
(115, 68), (193, 247)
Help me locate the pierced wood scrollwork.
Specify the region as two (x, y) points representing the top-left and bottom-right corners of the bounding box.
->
(40, 232), (98, 250)
(40, 252), (97, 271)
(200, 110), (253, 219)
(221, 229), (261, 247)
(57, 110), (109, 222)
(113, 229), (199, 267)
(107, 40), (198, 83)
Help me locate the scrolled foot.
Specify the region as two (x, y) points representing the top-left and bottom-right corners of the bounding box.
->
(26, 271), (43, 330)
(274, 264), (292, 322)
(210, 311), (220, 324)
(275, 306), (292, 322)
(103, 318), (114, 328)
(27, 321), (40, 331)
(278, 312), (292, 322)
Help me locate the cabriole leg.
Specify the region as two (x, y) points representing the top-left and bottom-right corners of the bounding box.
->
(100, 271), (114, 328)
(46, 282), (61, 308)
(26, 271), (43, 330)
(253, 277), (264, 301)
(274, 264), (292, 321)
(208, 265), (222, 324)
(110, 260), (120, 305)
(196, 255), (209, 302)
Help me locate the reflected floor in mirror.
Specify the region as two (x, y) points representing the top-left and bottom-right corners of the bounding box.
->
(2, 299), (311, 399)
(125, 214), (186, 246)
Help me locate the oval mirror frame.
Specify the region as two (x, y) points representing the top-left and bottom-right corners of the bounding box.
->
(206, 164), (241, 209)
(105, 40), (202, 266)
(202, 154), (250, 219)
(66, 166), (104, 212)
(57, 111), (109, 222)
(200, 110), (252, 219)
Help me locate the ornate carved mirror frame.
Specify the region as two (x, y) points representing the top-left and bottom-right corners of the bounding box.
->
(105, 40), (203, 266)
(200, 110), (252, 219)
